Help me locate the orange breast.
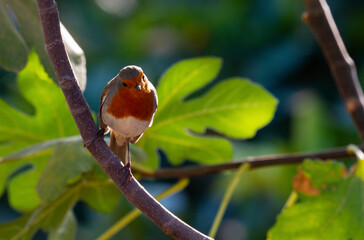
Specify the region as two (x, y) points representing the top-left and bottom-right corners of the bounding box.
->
(106, 86), (155, 121)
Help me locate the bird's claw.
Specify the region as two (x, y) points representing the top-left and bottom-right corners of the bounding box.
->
(83, 128), (105, 148)
(97, 128), (106, 137)
(123, 162), (133, 181)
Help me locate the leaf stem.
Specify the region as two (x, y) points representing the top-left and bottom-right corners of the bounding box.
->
(208, 163), (250, 238)
(98, 179), (189, 240)
(281, 191), (298, 212)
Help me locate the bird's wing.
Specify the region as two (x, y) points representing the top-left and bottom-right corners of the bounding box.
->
(151, 83), (158, 110)
(99, 77), (118, 130)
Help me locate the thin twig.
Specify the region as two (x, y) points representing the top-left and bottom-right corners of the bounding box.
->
(208, 163), (250, 238)
(136, 145), (360, 179)
(36, 0), (212, 239)
(303, 0), (364, 142)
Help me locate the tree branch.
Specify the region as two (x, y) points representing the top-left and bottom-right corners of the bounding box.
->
(136, 145), (360, 179)
(303, 0), (364, 142)
(36, 0), (212, 239)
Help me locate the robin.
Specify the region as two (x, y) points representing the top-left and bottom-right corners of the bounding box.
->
(98, 65), (158, 169)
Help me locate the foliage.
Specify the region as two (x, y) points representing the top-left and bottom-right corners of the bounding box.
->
(1, 0), (363, 239)
(0, 0), (86, 90)
(0, 0), (45, 73)
(138, 57), (277, 168)
(0, 48), (276, 238)
(268, 160), (364, 240)
(0, 51), (79, 201)
(0, 53), (119, 239)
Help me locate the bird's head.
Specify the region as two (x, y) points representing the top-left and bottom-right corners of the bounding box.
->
(118, 65), (148, 92)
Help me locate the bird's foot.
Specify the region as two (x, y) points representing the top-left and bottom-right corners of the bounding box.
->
(97, 127), (106, 138)
(83, 128), (105, 148)
(123, 162), (133, 181)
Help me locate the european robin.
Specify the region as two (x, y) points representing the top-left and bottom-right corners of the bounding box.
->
(98, 65), (158, 169)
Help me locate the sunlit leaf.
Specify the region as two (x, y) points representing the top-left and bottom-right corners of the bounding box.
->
(7, 154), (48, 212)
(268, 160), (364, 240)
(156, 57), (222, 112)
(356, 160), (364, 181)
(138, 57), (278, 168)
(0, 51), (78, 207)
(60, 23), (87, 92)
(0, 51), (79, 157)
(300, 160), (345, 190)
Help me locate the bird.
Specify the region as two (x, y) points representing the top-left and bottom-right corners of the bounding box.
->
(98, 65), (158, 169)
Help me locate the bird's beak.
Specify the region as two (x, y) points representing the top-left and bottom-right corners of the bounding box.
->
(135, 84), (142, 91)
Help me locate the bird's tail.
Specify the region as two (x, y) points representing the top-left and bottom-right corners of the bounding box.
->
(109, 130), (128, 165)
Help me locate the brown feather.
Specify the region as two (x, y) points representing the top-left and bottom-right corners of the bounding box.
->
(98, 77), (118, 130)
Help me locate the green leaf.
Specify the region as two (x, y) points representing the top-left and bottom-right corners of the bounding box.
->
(48, 211), (77, 240)
(0, 214), (31, 240)
(0, 4), (28, 72)
(0, 0), (54, 77)
(80, 180), (120, 214)
(356, 160), (364, 181)
(60, 23), (87, 92)
(0, 0), (87, 89)
(0, 136), (82, 164)
(300, 160), (345, 190)
(156, 57), (222, 113)
(268, 160), (364, 240)
(37, 142), (94, 203)
(0, 136), (80, 199)
(0, 178), (118, 239)
(138, 57), (277, 168)
(0, 136), (132, 213)
(7, 154), (48, 212)
(0, 185), (78, 240)
(0, 135), (145, 164)
(0, 51), (79, 157)
(0, 51), (78, 208)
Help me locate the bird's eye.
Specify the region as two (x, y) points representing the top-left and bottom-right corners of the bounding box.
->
(142, 75), (145, 81)
(122, 82), (127, 87)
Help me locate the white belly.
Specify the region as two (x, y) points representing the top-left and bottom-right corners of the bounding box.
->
(102, 111), (150, 139)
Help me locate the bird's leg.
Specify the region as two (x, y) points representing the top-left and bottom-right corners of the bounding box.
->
(123, 142), (133, 180)
(97, 127), (106, 137)
(125, 142), (131, 169)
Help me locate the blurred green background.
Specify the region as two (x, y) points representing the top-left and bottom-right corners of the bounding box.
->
(1, 0), (364, 239)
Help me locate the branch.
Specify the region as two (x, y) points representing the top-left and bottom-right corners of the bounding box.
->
(303, 0), (364, 142)
(36, 1), (211, 239)
(136, 145), (361, 179)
